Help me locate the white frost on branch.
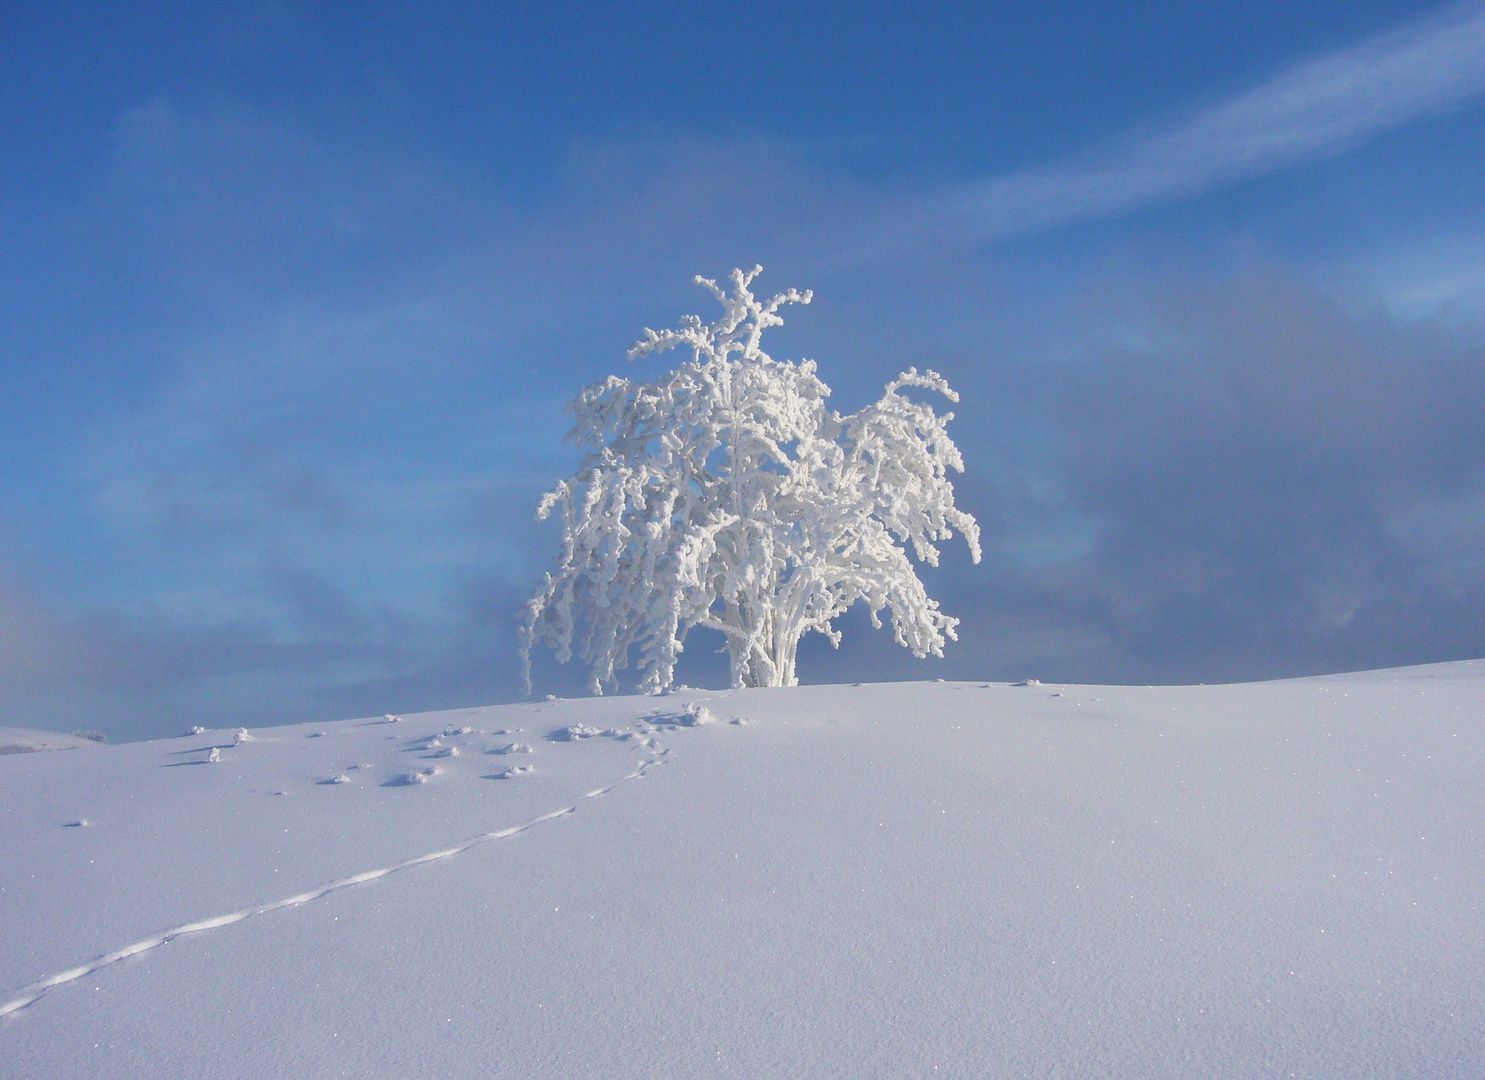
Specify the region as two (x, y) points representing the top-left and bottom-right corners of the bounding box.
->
(519, 266), (981, 694)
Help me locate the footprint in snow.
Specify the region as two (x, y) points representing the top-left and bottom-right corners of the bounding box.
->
(647, 703), (718, 727)
(551, 725), (604, 741)
(489, 765), (533, 780)
(384, 767), (439, 787)
(490, 742), (532, 755)
(319, 775), (352, 785)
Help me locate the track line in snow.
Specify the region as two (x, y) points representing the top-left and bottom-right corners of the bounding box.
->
(2, 723), (677, 1020)
(0, 804), (578, 1018)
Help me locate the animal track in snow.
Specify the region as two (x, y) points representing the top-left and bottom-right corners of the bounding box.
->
(0, 804), (579, 1019)
(387, 766), (440, 786)
(490, 742), (532, 755)
(645, 702), (719, 727)
(1, 702), (711, 1019)
(491, 765), (533, 779)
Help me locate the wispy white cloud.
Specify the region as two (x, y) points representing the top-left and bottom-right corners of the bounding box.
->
(943, 1), (1485, 242)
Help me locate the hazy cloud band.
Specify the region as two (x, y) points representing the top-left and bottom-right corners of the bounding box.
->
(947, 1), (1485, 241)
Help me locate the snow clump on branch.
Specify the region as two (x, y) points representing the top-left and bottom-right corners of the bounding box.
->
(519, 266), (981, 695)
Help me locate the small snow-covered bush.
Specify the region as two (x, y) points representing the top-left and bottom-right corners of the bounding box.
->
(520, 267), (980, 694)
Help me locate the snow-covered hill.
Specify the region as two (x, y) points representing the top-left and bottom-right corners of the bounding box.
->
(0, 729), (104, 756)
(3, 665), (1482, 1078)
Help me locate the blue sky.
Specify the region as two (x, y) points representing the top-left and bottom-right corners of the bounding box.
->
(5, 1), (1485, 738)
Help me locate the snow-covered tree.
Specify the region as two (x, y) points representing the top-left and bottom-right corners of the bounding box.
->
(519, 266), (981, 695)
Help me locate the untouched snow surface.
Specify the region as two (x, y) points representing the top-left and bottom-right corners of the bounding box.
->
(2, 664), (1482, 1078)
(0, 729), (103, 756)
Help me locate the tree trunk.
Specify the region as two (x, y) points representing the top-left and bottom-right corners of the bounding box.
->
(728, 610), (802, 688)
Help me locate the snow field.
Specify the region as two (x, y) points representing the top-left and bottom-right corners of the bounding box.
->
(2, 666), (1483, 1077)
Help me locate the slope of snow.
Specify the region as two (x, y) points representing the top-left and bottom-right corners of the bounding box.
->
(2, 665), (1482, 1078)
(0, 729), (103, 756)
